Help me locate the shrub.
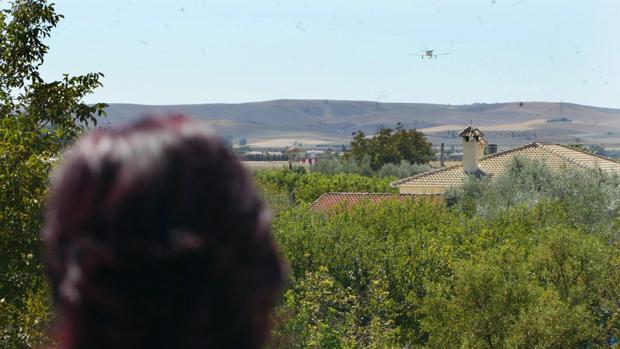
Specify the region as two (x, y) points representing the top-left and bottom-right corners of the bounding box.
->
(254, 169), (395, 204)
(294, 173), (395, 203)
(310, 154), (374, 177)
(310, 155), (430, 179)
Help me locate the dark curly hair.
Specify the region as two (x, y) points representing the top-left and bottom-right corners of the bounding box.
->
(42, 116), (284, 349)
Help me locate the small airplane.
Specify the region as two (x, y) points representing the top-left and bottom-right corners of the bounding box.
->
(410, 49), (450, 59)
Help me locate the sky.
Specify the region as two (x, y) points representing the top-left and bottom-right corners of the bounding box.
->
(39, 0), (620, 107)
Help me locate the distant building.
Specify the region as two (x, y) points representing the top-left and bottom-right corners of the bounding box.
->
(299, 150), (323, 165)
(392, 126), (620, 194)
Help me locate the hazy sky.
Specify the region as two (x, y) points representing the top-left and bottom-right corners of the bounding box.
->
(40, 0), (619, 107)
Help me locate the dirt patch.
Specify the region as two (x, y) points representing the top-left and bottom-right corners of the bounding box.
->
(420, 119), (548, 133)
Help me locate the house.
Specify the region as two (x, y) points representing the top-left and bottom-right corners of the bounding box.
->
(392, 126), (620, 195)
(309, 126), (620, 211)
(300, 151), (322, 165)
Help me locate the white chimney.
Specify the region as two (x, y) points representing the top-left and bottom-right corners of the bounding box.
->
(459, 126), (486, 173)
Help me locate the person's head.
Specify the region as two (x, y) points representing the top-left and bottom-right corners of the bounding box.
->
(42, 116), (283, 349)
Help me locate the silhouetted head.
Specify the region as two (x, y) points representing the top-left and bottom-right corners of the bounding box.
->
(43, 116), (283, 349)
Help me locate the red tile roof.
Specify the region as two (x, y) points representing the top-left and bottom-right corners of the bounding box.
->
(310, 192), (442, 211)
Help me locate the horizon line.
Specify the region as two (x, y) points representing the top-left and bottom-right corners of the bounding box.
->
(97, 99), (620, 110)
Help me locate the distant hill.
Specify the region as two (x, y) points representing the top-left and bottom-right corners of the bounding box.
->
(100, 100), (620, 147)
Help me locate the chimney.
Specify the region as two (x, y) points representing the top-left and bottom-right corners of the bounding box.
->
(459, 126), (486, 173)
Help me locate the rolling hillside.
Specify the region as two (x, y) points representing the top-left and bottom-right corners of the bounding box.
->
(101, 100), (620, 147)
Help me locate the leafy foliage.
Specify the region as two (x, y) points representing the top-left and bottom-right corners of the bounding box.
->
(445, 156), (620, 238)
(269, 266), (400, 349)
(255, 169), (396, 204)
(311, 153), (431, 179)
(375, 160), (431, 179)
(309, 154), (374, 177)
(0, 1), (105, 347)
(348, 123), (434, 170)
(258, 163), (620, 348)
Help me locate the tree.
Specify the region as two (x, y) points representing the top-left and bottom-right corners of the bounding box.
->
(1, 1), (105, 346)
(239, 137), (247, 146)
(263, 180), (620, 347)
(349, 123), (434, 170)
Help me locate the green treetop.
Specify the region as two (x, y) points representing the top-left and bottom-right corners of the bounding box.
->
(349, 122), (434, 170)
(1, 1), (105, 346)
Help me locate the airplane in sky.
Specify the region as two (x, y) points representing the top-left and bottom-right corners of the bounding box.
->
(410, 49), (451, 59)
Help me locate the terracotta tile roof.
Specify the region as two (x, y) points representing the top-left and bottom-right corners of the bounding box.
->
(310, 192), (441, 211)
(392, 143), (620, 189)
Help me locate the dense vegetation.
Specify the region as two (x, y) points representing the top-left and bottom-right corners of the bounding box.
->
(255, 168), (396, 205)
(1, 1), (105, 347)
(310, 153), (432, 179)
(259, 158), (620, 348)
(348, 123), (434, 170)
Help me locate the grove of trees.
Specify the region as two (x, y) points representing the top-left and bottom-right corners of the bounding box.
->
(260, 158), (620, 348)
(348, 123), (435, 170)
